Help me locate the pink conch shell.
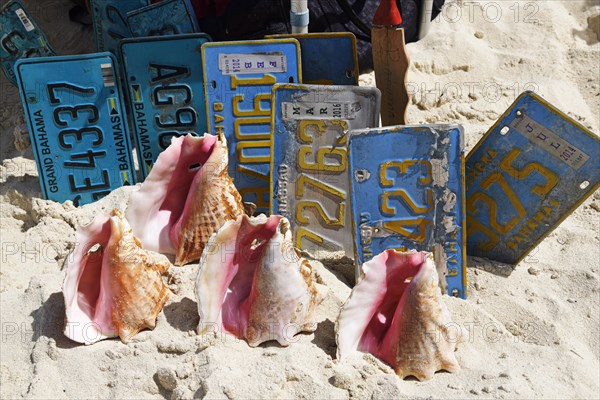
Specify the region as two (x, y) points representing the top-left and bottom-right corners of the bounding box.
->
(336, 250), (461, 381)
(63, 209), (171, 345)
(126, 133), (247, 266)
(196, 215), (327, 347)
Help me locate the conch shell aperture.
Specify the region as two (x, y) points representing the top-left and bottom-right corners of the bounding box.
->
(63, 210), (171, 345)
(196, 214), (327, 347)
(336, 249), (461, 381)
(126, 133), (247, 266)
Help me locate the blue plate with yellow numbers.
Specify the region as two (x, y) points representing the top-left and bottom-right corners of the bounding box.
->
(270, 84), (380, 257)
(466, 91), (600, 265)
(348, 125), (466, 298)
(14, 53), (136, 206)
(89, 0), (149, 53)
(203, 39), (301, 212)
(120, 33), (211, 178)
(0, 0), (56, 84)
(265, 33), (358, 85)
(127, 0), (199, 37)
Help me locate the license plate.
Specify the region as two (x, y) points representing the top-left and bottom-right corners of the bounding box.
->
(348, 125), (466, 298)
(203, 39), (301, 212)
(270, 84), (380, 257)
(127, 0), (199, 37)
(120, 33), (211, 178)
(466, 91), (600, 265)
(14, 53), (136, 206)
(89, 0), (149, 53)
(265, 33), (358, 85)
(0, 0), (56, 85)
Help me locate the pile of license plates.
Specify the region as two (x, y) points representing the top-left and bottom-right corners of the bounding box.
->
(3, 0), (599, 300)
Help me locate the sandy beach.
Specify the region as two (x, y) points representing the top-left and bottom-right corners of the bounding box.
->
(1, 0), (599, 399)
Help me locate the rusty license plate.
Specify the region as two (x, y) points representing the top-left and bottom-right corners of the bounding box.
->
(0, 0), (56, 84)
(265, 32), (358, 85)
(270, 83), (380, 257)
(348, 125), (467, 298)
(466, 91), (600, 264)
(127, 0), (199, 37)
(89, 0), (149, 54)
(202, 39), (301, 212)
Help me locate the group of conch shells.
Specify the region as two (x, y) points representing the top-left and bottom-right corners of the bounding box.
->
(62, 133), (461, 381)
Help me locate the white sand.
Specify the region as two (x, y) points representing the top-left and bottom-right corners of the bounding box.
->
(1, 0), (599, 399)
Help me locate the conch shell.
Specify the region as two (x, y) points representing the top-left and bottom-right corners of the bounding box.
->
(63, 209), (171, 345)
(126, 133), (247, 266)
(196, 214), (327, 347)
(336, 250), (461, 381)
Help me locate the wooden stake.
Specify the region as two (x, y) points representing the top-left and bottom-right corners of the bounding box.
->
(372, 0), (410, 126)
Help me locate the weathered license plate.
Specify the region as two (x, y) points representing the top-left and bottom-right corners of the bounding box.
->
(127, 0), (199, 37)
(89, 0), (149, 53)
(14, 53), (136, 206)
(270, 84), (380, 257)
(466, 91), (600, 265)
(203, 39), (301, 212)
(265, 32), (358, 85)
(348, 125), (466, 298)
(0, 0), (56, 84)
(120, 33), (211, 178)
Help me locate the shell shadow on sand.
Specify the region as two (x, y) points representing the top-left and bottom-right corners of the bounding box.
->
(311, 319), (337, 359)
(30, 292), (78, 349)
(163, 297), (199, 333)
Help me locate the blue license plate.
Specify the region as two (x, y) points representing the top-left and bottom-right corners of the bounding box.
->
(127, 0), (199, 37)
(348, 125), (466, 298)
(120, 33), (211, 178)
(0, 0), (56, 84)
(89, 0), (149, 54)
(466, 91), (600, 265)
(265, 33), (358, 85)
(14, 53), (136, 206)
(203, 39), (301, 212)
(270, 84), (380, 257)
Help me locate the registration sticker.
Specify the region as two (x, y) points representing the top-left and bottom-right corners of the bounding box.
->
(271, 84), (380, 257)
(203, 39), (301, 212)
(120, 33), (211, 178)
(348, 125), (466, 298)
(466, 91), (600, 265)
(127, 0), (199, 37)
(89, 0), (149, 54)
(0, 0), (56, 84)
(218, 53), (287, 75)
(14, 53), (136, 206)
(266, 32), (358, 85)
